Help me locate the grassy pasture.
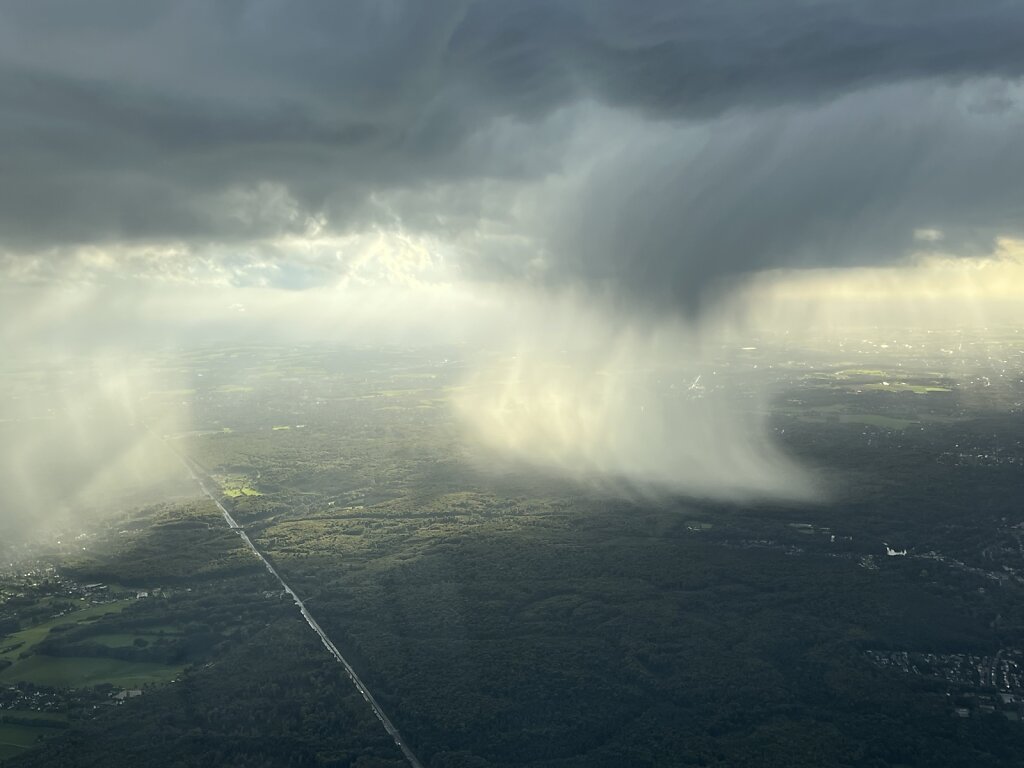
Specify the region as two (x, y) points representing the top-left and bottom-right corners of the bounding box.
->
(0, 598), (186, 689)
(0, 712), (68, 759)
(218, 474), (263, 497)
(862, 382), (952, 394)
(0, 723), (62, 760)
(223, 486), (262, 498)
(0, 654), (183, 688)
(0, 601), (132, 665)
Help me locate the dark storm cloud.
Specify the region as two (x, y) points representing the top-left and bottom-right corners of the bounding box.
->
(448, 0), (1024, 117)
(545, 82), (1024, 310)
(2, 0), (1024, 300)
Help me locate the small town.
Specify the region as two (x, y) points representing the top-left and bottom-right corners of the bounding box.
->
(867, 648), (1024, 721)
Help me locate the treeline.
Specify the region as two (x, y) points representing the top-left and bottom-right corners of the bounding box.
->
(34, 635), (202, 665)
(0, 714), (68, 730)
(24, 577), (296, 671)
(62, 502), (259, 586)
(7, 618), (407, 768)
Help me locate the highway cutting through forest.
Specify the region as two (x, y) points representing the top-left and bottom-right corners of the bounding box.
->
(180, 456), (425, 768)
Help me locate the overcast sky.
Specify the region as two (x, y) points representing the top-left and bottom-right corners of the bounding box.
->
(2, 0), (1024, 320)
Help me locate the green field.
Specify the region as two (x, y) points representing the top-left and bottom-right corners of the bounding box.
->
(0, 598), (186, 689)
(223, 486), (262, 497)
(0, 721), (65, 760)
(863, 382), (952, 394)
(0, 601), (132, 665)
(0, 654), (184, 688)
(219, 474), (263, 497)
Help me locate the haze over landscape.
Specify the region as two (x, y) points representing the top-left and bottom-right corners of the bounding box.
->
(3, 3), (1024, 767)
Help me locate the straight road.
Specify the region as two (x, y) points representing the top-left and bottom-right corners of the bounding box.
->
(182, 457), (424, 768)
